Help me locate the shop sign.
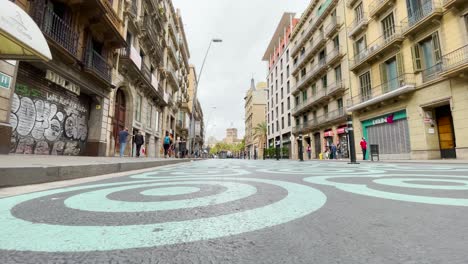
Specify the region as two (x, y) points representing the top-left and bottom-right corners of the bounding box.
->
(323, 131), (334, 137)
(371, 114), (394, 125)
(46, 70), (80, 95)
(336, 127), (346, 134)
(0, 72), (12, 89)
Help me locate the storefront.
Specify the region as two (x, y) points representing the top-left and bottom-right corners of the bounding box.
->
(10, 63), (91, 155)
(336, 126), (349, 159)
(361, 110), (411, 160)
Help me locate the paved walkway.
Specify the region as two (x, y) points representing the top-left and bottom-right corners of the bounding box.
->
(0, 155), (193, 187)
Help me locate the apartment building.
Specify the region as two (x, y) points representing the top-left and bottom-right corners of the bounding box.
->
(345, 0), (468, 159)
(290, 0), (350, 159)
(160, 1), (191, 154)
(262, 13), (299, 159)
(187, 65), (205, 155)
(112, 0), (166, 157)
(3, 0), (127, 156)
(244, 79), (267, 159)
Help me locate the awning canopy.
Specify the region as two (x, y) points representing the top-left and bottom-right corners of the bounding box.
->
(0, 1), (52, 61)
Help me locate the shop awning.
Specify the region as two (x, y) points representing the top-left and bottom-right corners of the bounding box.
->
(0, 1), (52, 61)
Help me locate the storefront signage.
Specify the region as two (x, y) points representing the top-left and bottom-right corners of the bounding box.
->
(0, 72), (12, 89)
(46, 70), (80, 95)
(323, 131), (334, 137)
(371, 114), (394, 125)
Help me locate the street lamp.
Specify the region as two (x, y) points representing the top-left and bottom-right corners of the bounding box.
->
(189, 39), (222, 155)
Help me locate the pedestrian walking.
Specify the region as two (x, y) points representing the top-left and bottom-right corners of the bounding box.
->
(336, 142), (342, 159)
(331, 143), (337, 160)
(306, 144), (311, 160)
(360, 137), (367, 160)
(163, 132), (171, 158)
(134, 131), (144, 158)
(118, 127), (129, 158)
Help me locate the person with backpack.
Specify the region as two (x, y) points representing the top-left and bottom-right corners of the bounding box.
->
(163, 132), (171, 158)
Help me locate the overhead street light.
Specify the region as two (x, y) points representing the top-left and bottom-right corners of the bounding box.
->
(189, 38), (222, 155)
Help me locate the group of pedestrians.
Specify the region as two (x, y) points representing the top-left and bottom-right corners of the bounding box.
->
(118, 128), (146, 158)
(304, 137), (368, 161)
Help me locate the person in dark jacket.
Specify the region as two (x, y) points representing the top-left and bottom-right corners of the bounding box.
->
(134, 131), (145, 157)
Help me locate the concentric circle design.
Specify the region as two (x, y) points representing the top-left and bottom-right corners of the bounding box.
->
(0, 169), (326, 252)
(373, 178), (468, 190)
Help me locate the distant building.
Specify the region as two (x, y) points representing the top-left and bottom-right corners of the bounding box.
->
(262, 13), (299, 159)
(244, 79), (267, 158)
(224, 128), (241, 144)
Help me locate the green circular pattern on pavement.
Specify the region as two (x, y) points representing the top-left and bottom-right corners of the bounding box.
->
(373, 178), (468, 190)
(140, 186), (201, 196)
(0, 176), (326, 252)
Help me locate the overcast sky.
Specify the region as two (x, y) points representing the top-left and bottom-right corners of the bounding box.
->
(172, 0), (310, 141)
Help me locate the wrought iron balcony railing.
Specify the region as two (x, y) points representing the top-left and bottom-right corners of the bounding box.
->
(347, 73), (415, 111)
(84, 48), (112, 83)
(348, 13), (369, 38)
(31, 3), (79, 58)
(442, 44), (468, 76)
(401, 0), (442, 36)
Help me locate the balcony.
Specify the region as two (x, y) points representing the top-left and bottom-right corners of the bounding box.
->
(401, 0), (443, 37)
(168, 17), (178, 44)
(322, 108), (347, 125)
(441, 45), (468, 78)
(291, 0), (338, 56)
(84, 48), (112, 84)
(350, 27), (404, 72)
(369, 0), (395, 18)
(327, 46), (345, 66)
(443, 0), (465, 9)
(348, 14), (369, 38)
(30, 2), (79, 59)
(293, 32), (326, 73)
(166, 67), (179, 90)
(139, 17), (164, 62)
(347, 74), (415, 112)
(167, 41), (179, 69)
(422, 63), (443, 83)
(292, 81), (345, 116)
(294, 58), (328, 92)
(325, 17), (342, 38)
(347, 0), (360, 8)
(84, 0), (126, 47)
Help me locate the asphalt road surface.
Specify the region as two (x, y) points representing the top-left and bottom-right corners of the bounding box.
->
(1, 159), (467, 264)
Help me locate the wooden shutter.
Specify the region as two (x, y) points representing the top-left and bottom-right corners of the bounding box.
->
(411, 44), (422, 72)
(380, 62), (388, 92)
(396, 53), (405, 83)
(432, 32), (442, 63)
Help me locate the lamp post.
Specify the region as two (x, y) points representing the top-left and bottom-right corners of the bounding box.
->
(189, 39), (222, 155)
(298, 134), (304, 161)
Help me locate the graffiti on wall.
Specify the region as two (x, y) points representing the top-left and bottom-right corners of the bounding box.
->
(10, 84), (89, 156)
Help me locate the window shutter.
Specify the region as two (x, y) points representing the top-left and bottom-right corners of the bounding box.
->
(396, 53), (405, 82)
(432, 32), (442, 63)
(380, 62), (389, 92)
(411, 44), (422, 72)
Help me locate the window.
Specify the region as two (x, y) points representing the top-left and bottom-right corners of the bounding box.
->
(281, 102), (284, 114)
(147, 104), (152, 127)
(275, 66), (278, 76)
(302, 90), (308, 101)
(275, 80), (278, 91)
(355, 3), (364, 22)
(411, 32), (441, 72)
(271, 111), (274, 120)
(335, 65), (342, 82)
(295, 96), (300, 107)
(380, 54), (404, 92)
(272, 123), (275, 133)
(276, 107), (279, 118)
(287, 97), (290, 110)
(286, 50), (290, 62)
(135, 94), (142, 121)
(319, 49), (326, 62)
(281, 117), (285, 129)
(280, 59), (283, 69)
(281, 88), (284, 99)
(287, 81), (290, 93)
(301, 68), (306, 78)
(268, 126), (270, 135)
(333, 36), (339, 49)
(321, 75), (328, 89)
(276, 93), (278, 104)
(311, 83), (317, 96)
(324, 105), (329, 118)
(155, 111), (160, 130)
(337, 98), (344, 112)
(359, 72), (372, 101)
(303, 115), (308, 124)
(276, 120), (279, 131)
(281, 73), (283, 84)
(381, 13), (395, 40)
(354, 36), (367, 57)
(288, 114), (291, 127)
(287, 65), (290, 77)
(295, 118), (300, 126)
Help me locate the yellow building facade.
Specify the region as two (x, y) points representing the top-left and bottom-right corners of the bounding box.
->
(244, 80), (268, 158)
(345, 0), (468, 160)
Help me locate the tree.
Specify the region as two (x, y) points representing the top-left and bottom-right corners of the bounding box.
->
(253, 122), (268, 160)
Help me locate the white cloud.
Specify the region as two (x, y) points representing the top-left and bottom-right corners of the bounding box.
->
(173, 0), (310, 140)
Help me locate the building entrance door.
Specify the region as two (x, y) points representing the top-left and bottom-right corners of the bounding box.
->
(113, 89), (126, 155)
(435, 105), (456, 159)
